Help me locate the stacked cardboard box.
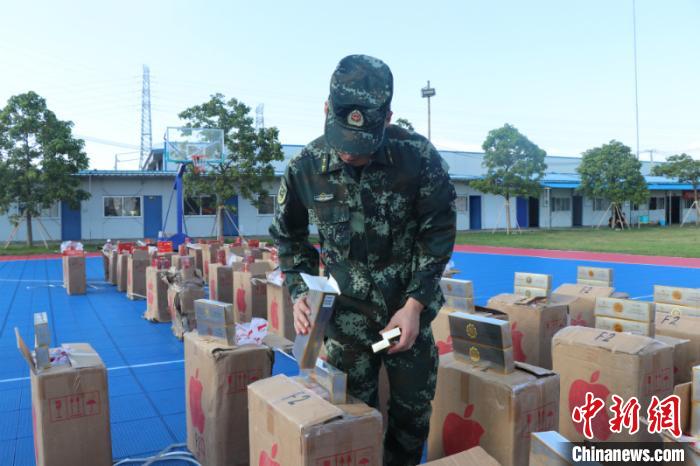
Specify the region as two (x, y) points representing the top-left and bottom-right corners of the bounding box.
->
(144, 262), (171, 322)
(432, 278), (475, 355)
(513, 272), (551, 299)
(108, 250), (119, 285)
(577, 266), (613, 287)
(208, 250), (233, 304)
(201, 241), (222, 282)
(650, 381), (700, 465)
(654, 285), (700, 384)
(265, 269), (296, 341)
(248, 374), (383, 466)
(194, 299), (236, 345)
(594, 297), (655, 337)
(62, 253), (86, 295)
(166, 263), (206, 339)
(16, 330), (112, 466)
(449, 311), (514, 373)
(233, 262), (272, 322)
(552, 326), (673, 443)
(486, 294), (567, 369)
(184, 331), (273, 466)
(116, 252), (129, 292)
(552, 283), (615, 327)
(188, 243), (204, 275)
(34, 312), (51, 370)
(126, 249), (150, 300)
(427, 353), (559, 466)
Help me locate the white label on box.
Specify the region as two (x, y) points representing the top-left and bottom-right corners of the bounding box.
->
(595, 315), (653, 337)
(514, 272), (551, 290)
(322, 295), (335, 308)
(595, 298), (654, 322)
(654, 286), (700, 307)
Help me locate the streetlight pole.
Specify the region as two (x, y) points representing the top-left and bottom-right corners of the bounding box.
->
(421, 80), (436, 141)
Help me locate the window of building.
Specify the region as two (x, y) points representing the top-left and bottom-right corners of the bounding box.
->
(632, 203), (639, 211)
(185, 195), (216, 216)
(593, 198), (608, 211)
(455, 195), (468, 212)
(257, 195), (276, 215)
(39, 203), (60, 218)
(104, 196), (141, 217)
(552, 197), (571, 212)
(685, 198), (696, 209)
(649, 197), (666, 210)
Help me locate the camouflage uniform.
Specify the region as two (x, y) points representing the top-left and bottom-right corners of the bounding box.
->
(269, 55), (456, 466)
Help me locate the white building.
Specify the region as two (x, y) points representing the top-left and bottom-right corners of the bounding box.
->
(0, 145), (696, 242)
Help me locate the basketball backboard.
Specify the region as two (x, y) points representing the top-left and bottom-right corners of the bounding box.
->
(164, 127), (224, 164)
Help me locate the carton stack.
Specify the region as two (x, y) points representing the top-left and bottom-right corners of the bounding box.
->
(552, 326), (673, 443)
(594, 297), (655, 336)
(194, 299), (236, 345)
(126, 249), (150, 300)
(513, 272), (551, 299)
(248, 375), (383, 466)
(200, 241), (222, 282)
(166, 258), (206, 339)
(34, 312), (51, 370)
(208, 249), (233, 304)
(654, 285), (700, 383)
(16, 329), (112, 466)
(432, 278), (475, 354)
(265, 268), (296, 341)
(233, 261), (272, 322)
(108, 249), (119, 285)
(185, 331), (274, 466)
(62, 250), (86, 295)
(188, 243), (205, 276)
(172, 244), (188, 270)
(116, 251), (130, 292)
(648, 380), (700, 464)
(449, 311), (514, 373)
(143, 257), (172, 322)
(577, 266), (613, 287)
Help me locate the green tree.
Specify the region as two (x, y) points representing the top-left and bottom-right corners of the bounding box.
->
(577, 140), (648, 229)
(0, 92), (89, 246)
(179, 93), (284, 238)
(470, 123), (547, 233)
(651, 153), (700, 226)
(394, 118), (414, 131)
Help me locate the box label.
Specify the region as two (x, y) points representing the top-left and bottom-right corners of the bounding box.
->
(49, 391), (101, 422)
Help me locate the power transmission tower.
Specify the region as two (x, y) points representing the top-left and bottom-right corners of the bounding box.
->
(139, 65), (152, 170)
(255, 104), (265, 130)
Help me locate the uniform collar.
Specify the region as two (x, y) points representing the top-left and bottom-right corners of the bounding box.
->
(322, 142), (392, 174)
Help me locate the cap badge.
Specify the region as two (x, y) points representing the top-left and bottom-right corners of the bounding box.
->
(347, 109), (364, 127)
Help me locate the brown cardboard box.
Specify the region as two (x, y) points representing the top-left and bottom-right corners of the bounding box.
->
(529, 431), (603, 466)
(127, 255), (149, 300)
(144, 266), (170, 322)
(656, 335), (693, 385)
(552, 283), (615, 327)
(201, 243), (221, 282)
(645, 383), (700, 465)
(116, 253), (129, 292)
(194, 299), (236, 346)
(427, 353), (559, 466)
(233, 262), (272, 322)
(169, 285), (206, 339)
(248, 374), (383, 466)
(189, 245), (204, 275)
(552, 326), (674, 443)
(185, 331), (273, 466)
(656, 312), (700, 386)
(486, 294), (568, 369)
(432, 306), (508, 357)
(62, 255), (86, 295)
(108, 250), (119, 285)
(172, 254), (186, 270)
(266, 281), (295, 342)
(208, 263), (233, 304)
(101, 252), (110, 281)
(16, 332), (112, 466)
(449, 311), (514, 373)
(422, 447), (499, 466)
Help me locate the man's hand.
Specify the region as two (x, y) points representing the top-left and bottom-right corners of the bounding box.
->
(381, 297), (424, 354)
(293, 296), (312, 335)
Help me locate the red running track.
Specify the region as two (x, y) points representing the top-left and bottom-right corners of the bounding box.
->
(454, 245), (700, 269)
(0, 252), (102, 262)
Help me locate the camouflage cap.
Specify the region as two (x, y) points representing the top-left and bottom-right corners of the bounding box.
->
(324, 55), (393, 156)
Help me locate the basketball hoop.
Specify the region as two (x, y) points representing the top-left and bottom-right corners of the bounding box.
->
(191, 155), (206, 174)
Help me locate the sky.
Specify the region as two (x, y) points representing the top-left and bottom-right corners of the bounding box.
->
(0, 0), (698, 170)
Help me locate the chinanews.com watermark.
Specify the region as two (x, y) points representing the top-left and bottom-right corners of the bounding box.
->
(572, 444), (685, 464)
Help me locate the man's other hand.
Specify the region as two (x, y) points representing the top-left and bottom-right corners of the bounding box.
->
(381, 297), (424, 354)
(293, 296), (312, 335)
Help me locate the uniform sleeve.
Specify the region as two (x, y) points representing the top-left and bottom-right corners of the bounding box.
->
(269, 162), (319, 301)
(405, 141), (457, 309)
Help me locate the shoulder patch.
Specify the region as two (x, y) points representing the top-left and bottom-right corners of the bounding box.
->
(277, 179), (288, 205)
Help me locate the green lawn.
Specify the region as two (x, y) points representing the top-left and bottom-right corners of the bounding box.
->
(456, 225), (700, 258)
(0, 241), (104, 256)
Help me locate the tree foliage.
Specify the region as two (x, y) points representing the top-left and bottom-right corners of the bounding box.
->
(470, 123), (547, 232)
(0, 92), (89, 246)
(577, 140), (648, 210)
(394, 118), (414, 131)
(651, 153), (700, 224)
(178, 93), (284, 237)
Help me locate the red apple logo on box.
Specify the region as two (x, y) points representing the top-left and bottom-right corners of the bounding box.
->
(270, 298), (279, 331)
(258, 443), (279, 466)
(189, 369), (205, 434)
(569, 370), (611, 440)
(442, 404), (485, 455)
(511, 322), (526, 361)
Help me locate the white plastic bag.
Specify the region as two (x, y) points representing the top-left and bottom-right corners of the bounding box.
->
(235, 318), (268, 345)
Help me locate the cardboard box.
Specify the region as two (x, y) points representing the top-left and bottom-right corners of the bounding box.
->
(594, 315), (654, 337)
(169, 285), (206, 339)
(427, 353), (559, 466)
(514, 272), (551, 290)
(194, 299), (235, 346)
(656, 335), (693, 385)
(266, 280), (296, 342)
(299, 358), (348, 404)
(208, 263), (233, 304)
(654, 285), (700, 307)
(650, 382), (700, 465)
(292, 274), (341, 369)
(656, 302), (700, 318)
(486, 294), (568, 369)
(101, 252), (110, 281)
(440, 278), (473, 299)
(189, 244), (204, 275)
(185, 331), (273, 466)
(62, 255), (86, 295)
(552, 283), (615, 327)
(432, 306), (508, 357)
(144, 267), (170, 322)
(127, 255), (149, 300)
(201, 242), (222, 282)
(16, 332), (112, 466)
(655, 312), (700, 385)
(116, 253), (129, 292)
(108, 250), (118, 285)
(448, 311), (514, 373)
(422, 447), (499, 466)
(443, 296), (475, 312)
(172, 254), (186, 270)
(529, 431), (603, 466)
(552, 326), (674, 442)
(577, 266), (613, 287)
(233, 262), (272, 322)
(248, 374), (383, 466)
(34, 312), (50, 347)
(595, 297), (655, 322)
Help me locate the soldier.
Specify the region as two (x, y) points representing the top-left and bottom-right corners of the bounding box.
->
(270, 54), (456, 465)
